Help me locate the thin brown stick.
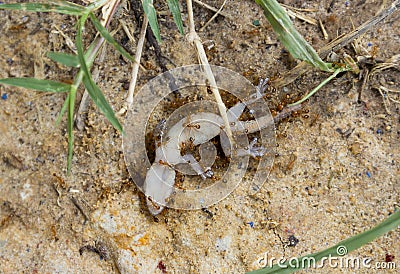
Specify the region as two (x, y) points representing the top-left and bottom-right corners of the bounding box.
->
(199, 0), (228, 32)
(193, 0), (230, 18)
(193, 0), (256, 29)
(319, 18), (328, 40)
(118, 14), (148, 115)
(281, 4), (318, 25)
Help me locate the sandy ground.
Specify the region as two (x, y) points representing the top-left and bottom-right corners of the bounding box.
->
(0, 0), (399, 273)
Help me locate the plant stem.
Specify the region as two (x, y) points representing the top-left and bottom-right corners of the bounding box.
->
(125, 14), (148, 111)
(186, 0), (233, 143)
(289, 67), (347, 106)
(76, 0), (120, 128)
(199, 0), (227, 32)
(86, 0), (109, 12)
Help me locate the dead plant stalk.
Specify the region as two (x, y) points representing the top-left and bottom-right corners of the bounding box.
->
(121, 13), (148, 114)
(186, 0), (233, 143)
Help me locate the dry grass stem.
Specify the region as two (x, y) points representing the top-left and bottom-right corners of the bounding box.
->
(193, 0), (255, 29)
(119, 13), (148, 115)
(319, 18), (328, 40)
(193, 0), (230, 18)
(187, 0), (233, 143)
(199, 0), (227, 32)
(282, 4), (317, 25)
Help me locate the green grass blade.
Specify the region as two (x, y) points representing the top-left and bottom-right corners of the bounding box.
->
(248, 210), (400, 273)
(47, 52), (80, 68)
(84, 0), (109, 12)
(54, 41), (101, 127)
(0, 1), (85, 16)
(0, 78), (71, 92)
(255, 0), (332, 72)
(89, 13), (134, 62)
(143, 0), (161, 42)
(76, 16), (123, 133)
(80, 75), (123, 131)
(47, 36), (102, 68)
(56, 93), (70, 126)
(67, 86), (76, 175)
(167, 0), (184, 35)
(55, 36), (104, 171)
(289, 67), (348, 106)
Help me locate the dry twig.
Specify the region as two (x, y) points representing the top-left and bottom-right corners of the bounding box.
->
(118, 12), (148, 114)
(186, 0), (233, 142)
(281, 4), (318, 25)
(199, 0), (228, 31)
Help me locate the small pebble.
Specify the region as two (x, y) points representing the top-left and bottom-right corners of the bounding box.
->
(288, 235), (299, 247)
(349, 143), (362, 155)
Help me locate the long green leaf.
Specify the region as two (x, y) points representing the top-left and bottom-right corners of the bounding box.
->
(289, 66), (348, 106)
(89, 12), (134, 61)
(249, 210), (400, 273)
(47, 36), (102, 68)
(57, 36), (106, 173)
(76, 16), (123, 133)
(0, 1), (85, 16)
(47, 52), (80, 68)
(67, 85), (76, 175)
(143, 0), (161, 42)
(0, 78), (70, 92)
(255, 0), (332, 72)
(84, 0), (109, 12)
(56, 93), (70, 126)
(167, 0), (184, 35)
